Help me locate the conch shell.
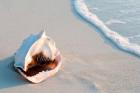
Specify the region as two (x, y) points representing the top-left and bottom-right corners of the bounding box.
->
(14, 31), (62, 83)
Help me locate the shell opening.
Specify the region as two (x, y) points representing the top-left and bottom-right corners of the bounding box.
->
(18, 52), (59, 77)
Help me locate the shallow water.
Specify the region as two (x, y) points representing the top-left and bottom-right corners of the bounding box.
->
(85, 0), (140, 44)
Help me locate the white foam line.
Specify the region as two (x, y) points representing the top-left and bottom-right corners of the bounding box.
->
(105, 19), (126, 25)
(73, 0), (140, 56)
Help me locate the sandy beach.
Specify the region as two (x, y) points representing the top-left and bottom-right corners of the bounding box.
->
(0, 0), (140, 93)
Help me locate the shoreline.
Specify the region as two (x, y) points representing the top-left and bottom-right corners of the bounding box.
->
(0, 0), (140, 93)
(73, 0), (140, 58)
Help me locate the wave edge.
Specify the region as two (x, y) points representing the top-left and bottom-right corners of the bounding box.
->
(72, 0), (140, 57)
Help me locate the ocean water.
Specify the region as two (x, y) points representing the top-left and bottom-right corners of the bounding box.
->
(85, 0), (140, 44)
(74, 0), (140, 57)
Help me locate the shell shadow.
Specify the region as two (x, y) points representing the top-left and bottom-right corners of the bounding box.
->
(0, 55), (27, 89)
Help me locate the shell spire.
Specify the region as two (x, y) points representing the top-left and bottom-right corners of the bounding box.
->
(41, 30), (47, 38)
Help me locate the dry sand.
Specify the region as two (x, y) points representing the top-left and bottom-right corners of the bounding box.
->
(0, 0), (140, 93)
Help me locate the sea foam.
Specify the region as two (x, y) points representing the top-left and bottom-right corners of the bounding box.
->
(73, 0), (140, 57)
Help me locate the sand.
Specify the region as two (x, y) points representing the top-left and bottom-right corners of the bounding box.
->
(0, 0), (140, 93)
